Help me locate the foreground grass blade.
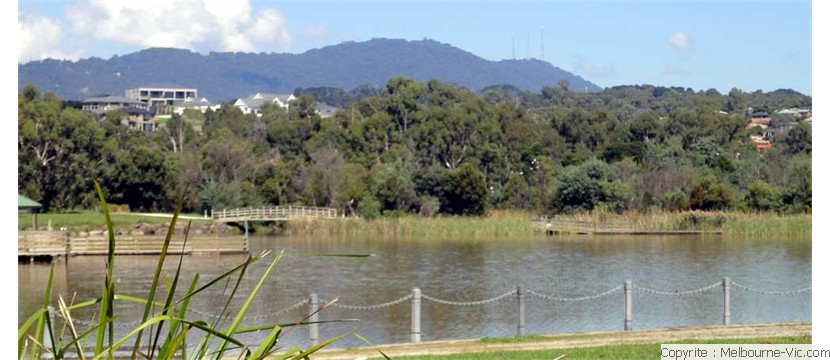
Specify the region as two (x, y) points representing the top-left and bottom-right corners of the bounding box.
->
(132, 184), (188, 358)
(93, 179), (116, 356)
(28, 261), (55, 360)
(215, 251), (285, 358)
(161, 273), (200, 359)
(354, 332), (391, 360)
(171, 252), (268, 308)
(18, 308), (46, 358)
(249, 325), (282, 359)
(289, 334), (345, 360)
(150, 220), (192, 357)
(64, 294), (165, 312)
(95, 316), (249, 360)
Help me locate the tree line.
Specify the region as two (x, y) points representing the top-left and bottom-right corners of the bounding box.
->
(18, 80), (811, 217)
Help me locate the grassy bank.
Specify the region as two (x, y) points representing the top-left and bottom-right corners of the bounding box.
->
(19, 209), (811, 238)
(284, 210), (810, 238)
(552, 211), (812, 237)
(284, 210), (537, 238)
(395, 336), (812, 359)
(17, 211), (212, 232)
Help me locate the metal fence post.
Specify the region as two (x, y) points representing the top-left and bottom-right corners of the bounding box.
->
(624, 280), (632, 331)
(309, 293), (319, 346)
(412, 288), (421, 343)
(723, 277), (731, 325)
(517, 284), (526, 336)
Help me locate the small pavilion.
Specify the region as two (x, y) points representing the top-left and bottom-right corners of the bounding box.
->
(18, 194), (42, 230)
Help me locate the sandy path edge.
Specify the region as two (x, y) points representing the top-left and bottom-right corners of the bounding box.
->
(306, 322), (811, 359)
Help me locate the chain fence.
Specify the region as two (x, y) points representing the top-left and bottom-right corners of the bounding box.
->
(731, 282), (811, 296)
(41, 278), (811, 350)
(422, 290), (516, 306)
(324, 294), (413, 311)
(635, 282), (722, 296)
(528, 285), (623, 302)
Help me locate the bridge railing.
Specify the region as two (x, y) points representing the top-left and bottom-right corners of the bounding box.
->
(213, 206), (338, 221)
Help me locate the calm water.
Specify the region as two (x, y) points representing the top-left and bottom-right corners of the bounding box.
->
(18, 234), (811, 349)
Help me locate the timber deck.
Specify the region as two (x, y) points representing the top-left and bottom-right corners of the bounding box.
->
(18, 231), (248, 261)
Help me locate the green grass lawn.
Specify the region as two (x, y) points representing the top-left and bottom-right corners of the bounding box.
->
(394, 336), (811, 360)
(18, 211), (212, 231)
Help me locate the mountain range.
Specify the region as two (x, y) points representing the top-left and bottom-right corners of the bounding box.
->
(18, 38), (602, 102)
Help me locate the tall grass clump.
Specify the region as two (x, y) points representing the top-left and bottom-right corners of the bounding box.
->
(18, 181), (345, 359)
(280, 209), (809, 238)
(284, 210), (538, 238)
(551, 209), (811, 236)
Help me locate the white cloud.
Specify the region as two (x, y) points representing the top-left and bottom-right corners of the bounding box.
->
(18, 12), (80, 63)
(245, 9), (291, 51)
(667, 32), (691, 51)
(63, 0), (290, 54)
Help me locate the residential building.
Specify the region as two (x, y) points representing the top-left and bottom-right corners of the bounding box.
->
(119, 107), (157, 134)
(81, 95), (149, 115)
(172, 97), (220, 115)
(749, 111), (771, 126)
(125, 85), (198, 107)
(233, 93), (296, 116)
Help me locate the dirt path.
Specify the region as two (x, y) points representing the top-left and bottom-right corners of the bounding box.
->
(309, 322), (811, 359)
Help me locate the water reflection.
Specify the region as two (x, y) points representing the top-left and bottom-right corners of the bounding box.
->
(19, 234), (811, 348)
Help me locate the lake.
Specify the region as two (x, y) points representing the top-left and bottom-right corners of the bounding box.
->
(18, 234), (811, 349)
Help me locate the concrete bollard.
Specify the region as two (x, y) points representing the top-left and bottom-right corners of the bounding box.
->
(517, 284), (526, 336)
(624, 280), (632, 331)
(309, 293), (319, 346)
(412, 288), (421, 343)
(723, 277), (731, 325)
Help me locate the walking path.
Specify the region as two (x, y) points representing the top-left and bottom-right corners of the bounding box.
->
(311, 322), (811, 359)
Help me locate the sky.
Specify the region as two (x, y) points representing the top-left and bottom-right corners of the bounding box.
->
(17, 0), (812, 95)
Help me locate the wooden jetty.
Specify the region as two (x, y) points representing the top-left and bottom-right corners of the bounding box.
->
(19, 231), (248, 262)
(532, 219), (722, 235)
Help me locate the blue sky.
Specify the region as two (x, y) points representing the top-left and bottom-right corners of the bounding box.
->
(17, 1), (812, 94)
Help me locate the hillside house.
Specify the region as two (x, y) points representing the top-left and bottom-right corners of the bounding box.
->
(126, 85), (198, 107)
(82, 95), (149, 115)
(172, 97), (220, 115)
(233, 93), (296, 116)
(749, 111), (771, 126)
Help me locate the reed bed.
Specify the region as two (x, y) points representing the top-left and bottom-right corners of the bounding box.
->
(282, 210), (811, 238)
(552, 210), (811, 236)
(284, 210), (538, 238)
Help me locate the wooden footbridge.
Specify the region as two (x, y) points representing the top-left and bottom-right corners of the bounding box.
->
(212, 206), (338, 223)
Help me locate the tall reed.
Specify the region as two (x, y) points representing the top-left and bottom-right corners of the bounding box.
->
(18, 181), (348, 359)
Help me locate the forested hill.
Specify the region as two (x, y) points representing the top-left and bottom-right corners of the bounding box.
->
(18, 38), (602, 101)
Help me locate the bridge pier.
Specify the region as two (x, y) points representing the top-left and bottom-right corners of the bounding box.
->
(244, 220), (249, 241)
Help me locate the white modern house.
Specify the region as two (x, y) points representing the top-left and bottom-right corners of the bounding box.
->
(171, 97), (221, 115)
(233, 93), (296, 116)
(126, 85), (198, 107)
